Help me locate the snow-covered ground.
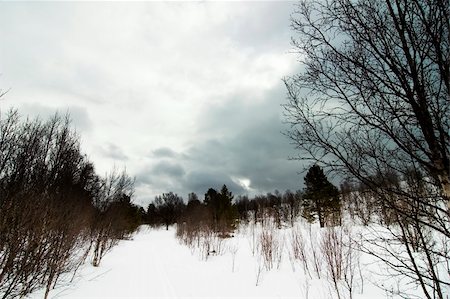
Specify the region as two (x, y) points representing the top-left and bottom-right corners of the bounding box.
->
(27, 223), (424, 299)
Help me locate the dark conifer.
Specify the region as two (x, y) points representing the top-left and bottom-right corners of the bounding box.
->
(303, 165), (340, 227)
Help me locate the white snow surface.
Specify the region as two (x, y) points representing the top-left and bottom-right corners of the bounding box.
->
(28, 225), (424, 299)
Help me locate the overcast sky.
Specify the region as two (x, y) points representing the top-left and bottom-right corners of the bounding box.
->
(0, 1), (307, 206)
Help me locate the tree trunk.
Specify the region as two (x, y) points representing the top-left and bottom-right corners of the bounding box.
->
(439, 175), (450, 209)
(318, 210), (324, 228)
(92, 238), (101, 267)
(44, 270), (55, 299)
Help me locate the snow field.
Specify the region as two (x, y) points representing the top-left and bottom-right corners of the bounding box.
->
(29, 221), (433, 299)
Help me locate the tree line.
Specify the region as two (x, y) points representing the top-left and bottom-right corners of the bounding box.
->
(146, 185), (237, 234)
(145, 165), (342, 232)
(0, 110), (143, 299)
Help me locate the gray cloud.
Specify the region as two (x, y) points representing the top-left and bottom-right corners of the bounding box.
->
(66, 106), (93, 132)
(135, 171), (152, 186)
(181, 86), (306, 196)
(137, 86), (307, 199)
(223, 2), (295, 52)
(17, 103), (92, 132)
(135, 160), (185, 192)
(183, 170), (246, 199)
(152, 161), (185, 178)
(100, 143), (128, 161)
(152, 147), (177, 158)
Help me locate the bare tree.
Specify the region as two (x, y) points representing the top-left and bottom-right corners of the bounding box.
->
(154, 192), (185, 230)
(283, 1), (449, 298)
(91, 169), (135, 267)
(0, 112), (95, 299)
(285, 0), (449, 204)
(281, 190), (302, 227)
(0, 110), (139, 298)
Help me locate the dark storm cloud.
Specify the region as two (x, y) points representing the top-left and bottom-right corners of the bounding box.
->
(135, 160), (185, 190)
(135, 170), (152, 186)
(135, 85), (308, 199)
(183, 170), (246, 198)
(152, 161), (185, 177)
(179, 86), (308, 197)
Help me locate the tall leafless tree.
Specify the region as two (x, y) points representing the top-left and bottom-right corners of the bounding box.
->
(284, 1), (449, 298)
(284, 0), (449, 206)
(0, 109), (139, 298)
(91, 168), (135, 267)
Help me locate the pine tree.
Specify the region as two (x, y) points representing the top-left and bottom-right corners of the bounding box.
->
(302, 165), (340, 227)
(204, 185), (236, 234)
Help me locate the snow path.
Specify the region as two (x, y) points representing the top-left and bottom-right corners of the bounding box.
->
(31, 226), (387, 299)
(33, 227), (297, 298)
(150, 234), (177, 298)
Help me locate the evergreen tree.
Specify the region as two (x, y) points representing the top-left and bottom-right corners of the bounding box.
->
(302, 165), (340, 227)
(204, 185), (236, 233)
